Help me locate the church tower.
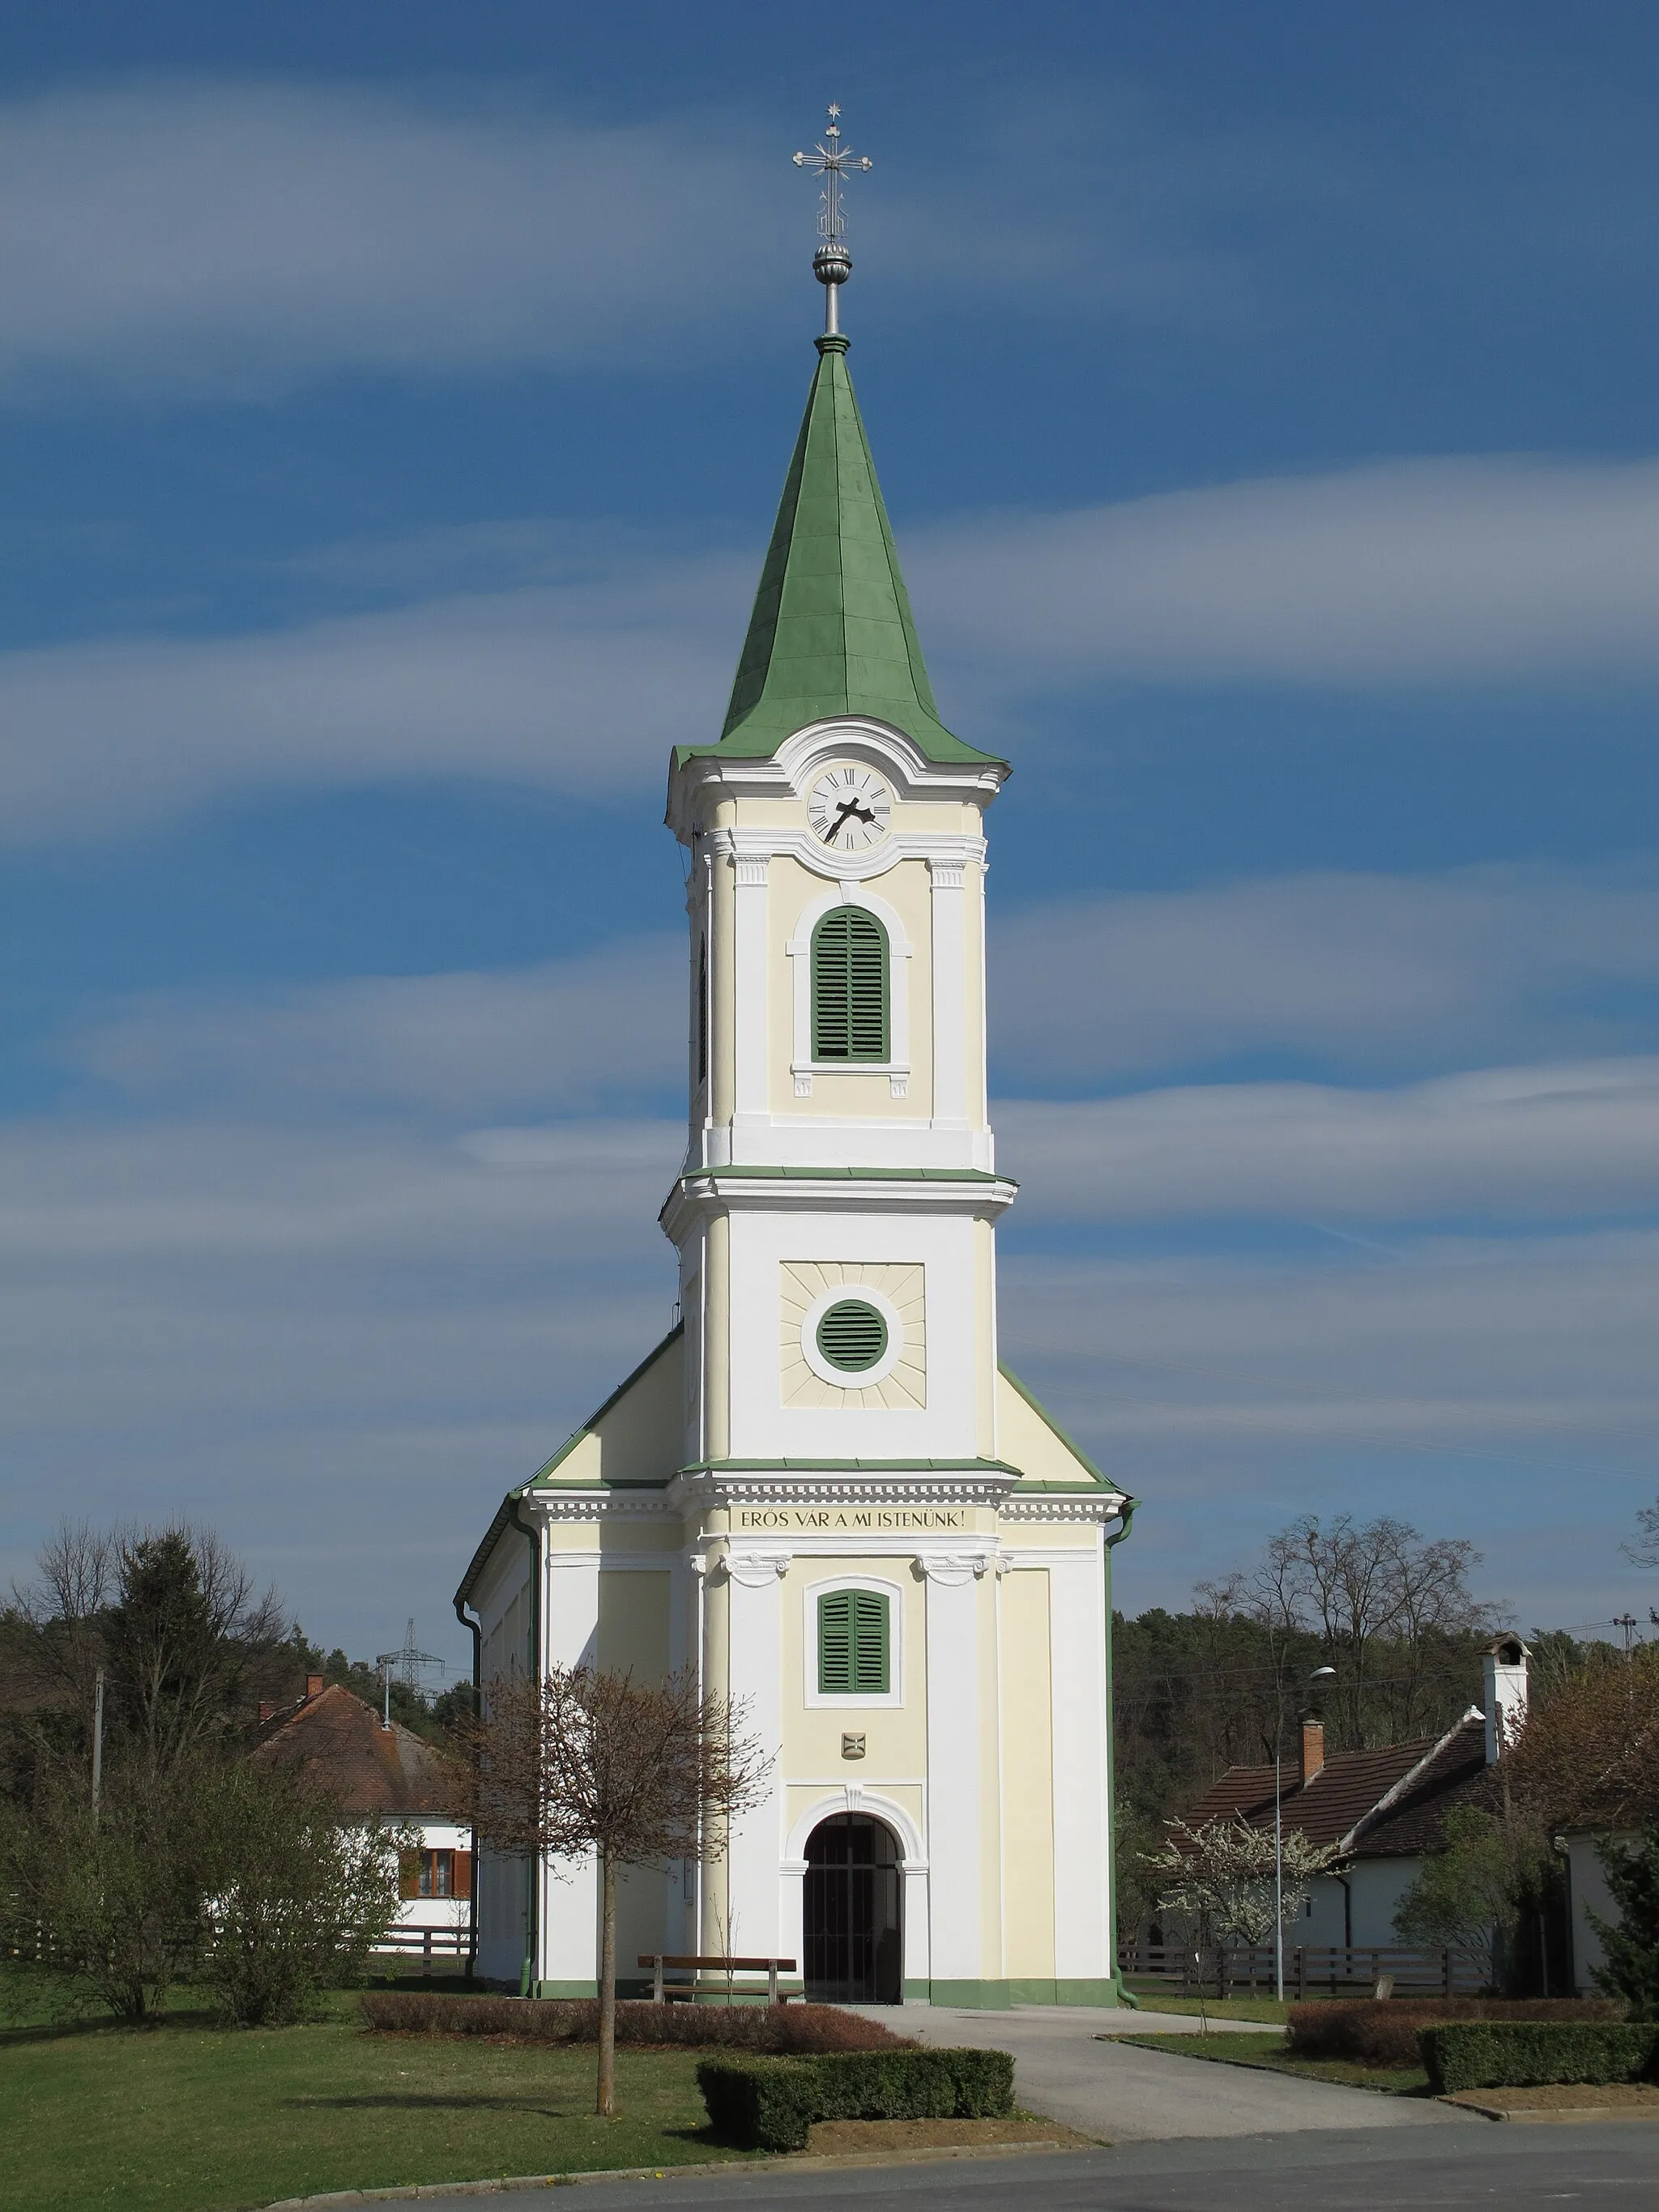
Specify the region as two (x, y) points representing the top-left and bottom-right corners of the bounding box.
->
(458, 117), (1134, 2008)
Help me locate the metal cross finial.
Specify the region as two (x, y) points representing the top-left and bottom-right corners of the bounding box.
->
(792, 104), (872, 336)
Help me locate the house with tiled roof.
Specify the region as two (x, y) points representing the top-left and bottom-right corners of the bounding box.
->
(1175, 1638), (1529, 1954)
(253, 1676), (471, 1966)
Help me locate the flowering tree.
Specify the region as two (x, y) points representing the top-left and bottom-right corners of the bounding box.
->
(1142, 1813), (1337, 1946)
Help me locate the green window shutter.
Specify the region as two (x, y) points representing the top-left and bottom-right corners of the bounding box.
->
(812, 908), (889, 1061)
(818, 1588), (890, 1696)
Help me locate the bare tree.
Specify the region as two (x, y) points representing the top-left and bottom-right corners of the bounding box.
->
(466, 1664), (770, 2116)
(8, 1521), (288, 1781)
(1509, 1644), (1659, 1831)
(1623, 1497), (1659, 1571)
(1206, 1514), (1499, 1746)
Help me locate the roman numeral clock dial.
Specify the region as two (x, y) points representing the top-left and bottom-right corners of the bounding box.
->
(807, 765), (892, 852)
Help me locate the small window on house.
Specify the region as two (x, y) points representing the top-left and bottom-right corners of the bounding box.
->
(818, 1588), (889, 1696)
(403, 1848), (464, 1900)
(811, 908), (889, 1061)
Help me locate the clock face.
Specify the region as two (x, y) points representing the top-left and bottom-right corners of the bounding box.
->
(806, 765), (892, 851)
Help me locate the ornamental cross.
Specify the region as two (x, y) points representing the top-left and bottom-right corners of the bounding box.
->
(792, 104), (873, 248)
(792, 104), (873, 335)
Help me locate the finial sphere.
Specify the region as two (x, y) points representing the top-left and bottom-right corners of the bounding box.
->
(813, 242), (852, 288)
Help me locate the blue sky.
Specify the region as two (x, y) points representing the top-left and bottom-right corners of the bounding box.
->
(5, 1), (1659, 1679)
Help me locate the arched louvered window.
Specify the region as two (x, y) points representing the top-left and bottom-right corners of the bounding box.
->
(818, 1588), (890, 1697)
(812, 906), (889, 1062)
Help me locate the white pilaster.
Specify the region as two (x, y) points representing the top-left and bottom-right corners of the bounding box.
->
(919, 1551), (985, 1987)
(732, 853), (770, 1133)
(928, 857), (968, 1130)
(540, 1551), (602, 1990)
(723, 1547), (788, 1957)
(1049, 1544), (1111, 1986)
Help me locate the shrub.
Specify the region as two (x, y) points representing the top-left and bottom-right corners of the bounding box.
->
(1287, 1998), (1621, 2072)
(1590, 1826), (1659, 2021)
(359, 1991), (912, 2052)
(696, 2058), (822, 2152)
(696, 2047), (1015, 2150)
(1420, 2020), (1659, 2095)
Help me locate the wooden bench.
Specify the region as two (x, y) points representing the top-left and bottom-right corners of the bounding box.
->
(638, 1953), (800, 2005)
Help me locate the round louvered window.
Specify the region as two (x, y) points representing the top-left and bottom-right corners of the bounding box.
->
(815, 1298), (889, 1375)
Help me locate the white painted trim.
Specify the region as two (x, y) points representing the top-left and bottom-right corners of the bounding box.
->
(800, 1571), (906, 1710)
(783, 1788), (925, 1866)
(724, 1562), (787, 1957)
(928, 855), (968, 1130)
(731, 850), (769, 1126)
(922, 1566), (983, 1981)
(539, 1543), (600, 1988)
(798, 1285), (907, 1391)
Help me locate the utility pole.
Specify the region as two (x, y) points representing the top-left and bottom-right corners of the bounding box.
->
(91, 1668), (106, 1819)
(1614, 1613), (1639, 1656)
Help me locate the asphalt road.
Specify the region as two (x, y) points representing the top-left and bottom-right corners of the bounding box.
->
(414, 2124), (1659, 2212)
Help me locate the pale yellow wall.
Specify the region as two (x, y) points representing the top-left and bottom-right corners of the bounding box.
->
(996, 1368), (1102, 1485)
(597, 1572), (672, 1681)
(766, 849), (937, 1121)
(778, 1559), (928, 1781)
(590, 1336), (683, 1485)
(999, 1569), (1056, 1979)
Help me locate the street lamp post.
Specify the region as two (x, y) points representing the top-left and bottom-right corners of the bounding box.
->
(1276, 1666), (1337, 2003)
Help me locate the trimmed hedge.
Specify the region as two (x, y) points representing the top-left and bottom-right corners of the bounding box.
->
(360, 1993), (910, 2053)
(1421, 2020), (1659, 2095)
(1287, 1998), (1620, 2073)
(697, 2047), (1016, 2151)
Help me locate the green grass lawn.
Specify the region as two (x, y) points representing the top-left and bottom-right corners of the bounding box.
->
(1126, 1993), (1296, 2025)
(1117, 2030), (1428, 2096)
(0, 2007), (755, 2212)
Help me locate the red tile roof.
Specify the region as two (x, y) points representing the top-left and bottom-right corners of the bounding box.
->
(1183, 1734), (1454, 1853)
(1350, 1716), (1493, 1857)
(251, 1682), (463, 1818)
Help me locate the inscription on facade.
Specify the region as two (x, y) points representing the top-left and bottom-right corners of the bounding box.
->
(733, 1507), (966, 1532)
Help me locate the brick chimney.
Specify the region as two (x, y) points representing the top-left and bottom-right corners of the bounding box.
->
(305, 1673), (324, 1701)
(1299, 1715), (1325, 1788)
(258, 1700), (277, 1724)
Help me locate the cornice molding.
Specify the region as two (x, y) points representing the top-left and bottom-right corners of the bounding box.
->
(998, 1494), (1129, 1525)
(674, 1468), (1017, 1511)
(660, 1171), (1016, 1241)
(667, 718), (1007, 846)
(702, 820), (987, 889)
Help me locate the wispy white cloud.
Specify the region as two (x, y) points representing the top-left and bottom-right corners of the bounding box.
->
(66, 936), (684, 1118)
(0, 82), (795, 398)
(992, 865), (1659, 1085)
(1000, 1056), (1659, 1223)
(914, 456), (1659, 685)
(0, 568), (742, 842)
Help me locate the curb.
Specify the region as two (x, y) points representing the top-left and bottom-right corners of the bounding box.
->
(262, 2139), (1078, 2208)
(1438, 2093), (1659, 2125)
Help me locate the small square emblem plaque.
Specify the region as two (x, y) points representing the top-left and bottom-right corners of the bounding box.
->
(840, 1732), (867, 1761)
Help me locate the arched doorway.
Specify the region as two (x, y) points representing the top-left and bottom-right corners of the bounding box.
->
(803, 1813), (902, 2004)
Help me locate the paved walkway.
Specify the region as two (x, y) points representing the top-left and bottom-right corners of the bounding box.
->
(889, 2004), (1472, 2142)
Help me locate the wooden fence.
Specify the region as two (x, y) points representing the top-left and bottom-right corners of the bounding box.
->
(1120, 1940), (1484, 1997)
(370, 1924), (471, 1967)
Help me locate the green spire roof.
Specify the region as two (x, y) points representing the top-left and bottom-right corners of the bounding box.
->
(688, 335), (1003, 770)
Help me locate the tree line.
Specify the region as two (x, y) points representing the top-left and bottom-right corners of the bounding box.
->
(0, 1522), (416, 2026)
